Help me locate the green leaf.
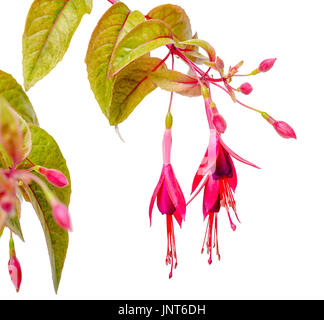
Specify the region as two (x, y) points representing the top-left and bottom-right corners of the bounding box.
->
(6, 198), (24, 242)
(109, 19), (174, 77)
(184, 51), (209, 65)
(0, 71), (38, 125)
(0, 97), (32, 165)
(108, 57), (166, 125)
(150, 69), (199, 93)
(23, 0), (93, 90)
(180, 39), (216, 62)
(21, 124), (71, 293)
(147, 4), (192, 41)
(86, 2), (145, 116)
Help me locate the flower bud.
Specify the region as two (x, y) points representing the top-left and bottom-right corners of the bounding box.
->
(8, 256), (22, 292)
(273, 121), (297, 139)
(50, 199), (72, 231)
(239, 82), (253, 95)
(37, 166), (69, 188)
(210, 105), (227, 134)
(8, 237), (22, 292)
(261, 113), (296, 139)
(259, 58), (276, 73)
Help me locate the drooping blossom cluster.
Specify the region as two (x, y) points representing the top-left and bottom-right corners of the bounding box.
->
(0, 101), (71, 292)
(149, 50), (296, 277)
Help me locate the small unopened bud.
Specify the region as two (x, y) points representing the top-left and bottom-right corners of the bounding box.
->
(165, 112), (173, 129)
(210, 106), (227, 134)
(273, 121), (297, 139)
(37, 166), (69, 188)
(50, 199), (72, 231)
(8, 237), (22, 292)
(259, 58), (276, 73)
(239, 82), (253, 95)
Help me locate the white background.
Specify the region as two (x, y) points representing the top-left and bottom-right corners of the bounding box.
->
(0, 0), (322, 300)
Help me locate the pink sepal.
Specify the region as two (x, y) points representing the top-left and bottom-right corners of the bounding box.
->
(191, 150), (208, 194)
(202, 129), (220, 175)
(219, 137), (260, 169)
(164, 165), (186, 220)
(149, 170), (165, 225)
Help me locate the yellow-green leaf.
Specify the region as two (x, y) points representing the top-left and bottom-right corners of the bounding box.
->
(180, 39), (216, 62)
(22, 124), (71, 293)
(147, 4), (192, 41)
(23, 0), (93, 90)
(86, 2), (145, 116)
(6, 198), (24, 242)
(0, 71), (38, 125)
(108, 57), (166, 125)
(109, 19), (174, 77)
(150, 69), (199, 93)
(0, 97), (32, 166)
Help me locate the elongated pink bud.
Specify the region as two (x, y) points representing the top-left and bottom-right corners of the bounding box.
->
(51, 200), (72, 231)
(259, 58), (276, 72)
(273, 121), (297, 139)
(8, 237), (22, 292)
(262, 112), (296, 139)
(38, 167), (69, 188)
(210, 106), (227, 134)
(8, 256), (22, 292)
(239, 82), (253, 95)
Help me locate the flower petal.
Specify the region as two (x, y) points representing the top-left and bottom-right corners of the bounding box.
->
(212, 144), (234, 179)
(157, 180), (176, 215)
(149, 169), (165, 225)
(203, 176), (220, 214)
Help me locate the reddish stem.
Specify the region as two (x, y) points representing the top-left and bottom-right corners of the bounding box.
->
(107, 0), (117, 4)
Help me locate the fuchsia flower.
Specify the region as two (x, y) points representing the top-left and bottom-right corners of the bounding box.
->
(149, 128), (186, 278)
(189, 129), (259, 264)
(8, 236), (22, 292)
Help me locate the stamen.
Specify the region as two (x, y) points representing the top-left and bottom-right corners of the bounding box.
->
(220, 178), (239, 229)
(215, 213), (221, 261)
(166, 214), (177, 279)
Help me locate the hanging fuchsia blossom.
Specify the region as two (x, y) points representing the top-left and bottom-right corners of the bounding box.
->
(149, 115), (186, 278)
(188, 126), (259, 264)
